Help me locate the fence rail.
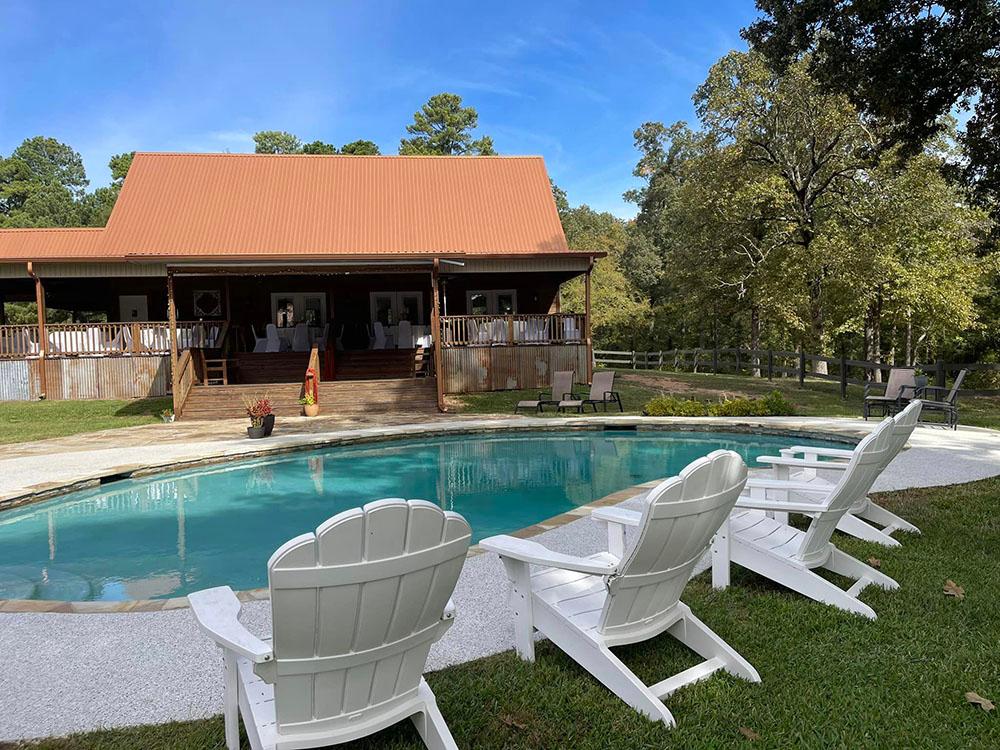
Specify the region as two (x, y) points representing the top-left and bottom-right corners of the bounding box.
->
(440, 313), (586, 348)
(0, 320), (226, 359)
(593, 347), (1000, 397)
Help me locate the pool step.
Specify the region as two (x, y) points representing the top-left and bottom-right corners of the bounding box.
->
(179, 378), (439, 420)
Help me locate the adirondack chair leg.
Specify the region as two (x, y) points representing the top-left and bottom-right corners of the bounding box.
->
(835, 513), (902, 547)
(540, 616), (676, 726)
(222, 650), (241, 750)
(711, 518), (731, 590)
(733, 550), (878, 619)
(856, 502), (921, 535)
(410, 679), (459, 750)
(666, 604), (761, 684)
(500, 558), (536, 661)
(823, 547), (899, 591)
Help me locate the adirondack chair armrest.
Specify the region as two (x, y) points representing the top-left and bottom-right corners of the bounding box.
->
(188, 586), (273, 663)
(745, 477), (834, 493)
(734, 493), (826, 513)
(757, 455), (850, 471)
(480, 535), (619, 575)
(780, 445), (854, 460)
(590, 506), (642, 526)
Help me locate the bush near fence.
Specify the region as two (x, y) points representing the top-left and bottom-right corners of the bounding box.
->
(593, 348), (1000, 398)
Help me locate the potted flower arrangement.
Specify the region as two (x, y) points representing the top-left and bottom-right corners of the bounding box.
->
(300, 368), (320, 417)
(160, 408), (175, 423)
(242, 393), (275, 439)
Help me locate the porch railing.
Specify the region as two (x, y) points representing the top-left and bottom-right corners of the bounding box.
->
(440, 313), (586, 348)
(0, 320), (227, 359)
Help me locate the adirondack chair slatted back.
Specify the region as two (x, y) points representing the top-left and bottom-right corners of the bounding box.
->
(797, 418), (896, 564)
(551, 370), (575, 400)
(263, 499), (471, 733)
(598, 450), (747, 638)
(882, 368), (916, 400)
(589, 371), (615, 401)
(886, 400), (922, 469)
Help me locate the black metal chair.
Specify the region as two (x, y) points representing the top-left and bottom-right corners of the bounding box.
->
(913, 370), (966, 429)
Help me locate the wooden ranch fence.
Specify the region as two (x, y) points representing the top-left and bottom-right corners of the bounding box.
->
(593, 348), (1000, 398)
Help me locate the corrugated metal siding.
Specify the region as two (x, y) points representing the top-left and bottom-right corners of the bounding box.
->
(27, 356), (171, 400)
(0, 359), (31, 401)
(441, 345), (588, 393)
(34, 262), (167, 277)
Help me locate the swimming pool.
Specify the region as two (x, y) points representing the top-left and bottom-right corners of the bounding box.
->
(0, 429), (845, 602)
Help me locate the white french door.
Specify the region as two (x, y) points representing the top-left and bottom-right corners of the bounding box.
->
(369, 291), (424, 325)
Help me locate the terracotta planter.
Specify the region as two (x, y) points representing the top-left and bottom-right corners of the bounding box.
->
(303, 403), (320, 417)
(247, 414), (276, 439)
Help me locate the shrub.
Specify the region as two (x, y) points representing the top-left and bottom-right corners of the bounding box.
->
(642, 390), (796, 417)
(642, 395), (709, 417)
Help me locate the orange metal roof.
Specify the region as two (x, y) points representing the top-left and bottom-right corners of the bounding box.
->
(0, 228), (106, 261)
(0, 153), (574, 262)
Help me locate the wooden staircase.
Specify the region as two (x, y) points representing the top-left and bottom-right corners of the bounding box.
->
(180, 378), (439, 420)
(232, 352), (311, 384)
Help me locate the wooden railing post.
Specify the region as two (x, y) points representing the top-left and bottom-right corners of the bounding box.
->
(28, 263), (47, 399)
(935, 359), (946, 389)
(430, 260), (445, 411)
(767, 350), (774, 380)
(167, 271), (180, 413)
(735, 348), (741, 375)
(798, 348), (806, 387)
(712, 347), (719, 373)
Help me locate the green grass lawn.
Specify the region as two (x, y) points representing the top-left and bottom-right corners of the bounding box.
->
(453, 368), (1000, 429)
(0, 398), (171, 445)
(12, 477), (999, 749)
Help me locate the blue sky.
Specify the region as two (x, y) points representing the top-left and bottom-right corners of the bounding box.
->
(0, 1), (759, 217)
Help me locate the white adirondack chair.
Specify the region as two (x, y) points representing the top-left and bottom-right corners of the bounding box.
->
(714, 416), (899, 619)
(189, 499), (471, 750)
(481, 450), (761, 727)
(753, 400), (923, 547)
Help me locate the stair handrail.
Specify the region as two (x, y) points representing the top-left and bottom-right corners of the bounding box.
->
(302, 345), (321, 401)
(173, 349), (196, 418)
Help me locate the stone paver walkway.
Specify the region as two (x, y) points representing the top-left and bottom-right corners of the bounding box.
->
(1, 417), (999, 740)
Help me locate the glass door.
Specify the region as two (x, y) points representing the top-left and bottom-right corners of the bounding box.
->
(369, 292), (424, 325)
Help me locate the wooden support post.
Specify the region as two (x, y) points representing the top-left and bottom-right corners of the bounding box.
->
(735, 348), (741, 375)
(167, 272), (180, 413)
(840, 346), (848, 399)
(0, 290), (6, 325)
(712, 347), (719, 373)
(584, 260), (593, 383)
(29, 263), (47, 399)
(767, 350), (774, 380)
(798, 348), (806, 387)
(430, 260), (445, 412)
(935, 359), (946, 389)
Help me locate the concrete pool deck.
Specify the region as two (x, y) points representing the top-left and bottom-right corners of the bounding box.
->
(1, 416), (999, 740)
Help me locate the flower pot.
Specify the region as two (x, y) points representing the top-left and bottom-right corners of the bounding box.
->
(248, 414), (276, 439)
(303, 403), (320, 417)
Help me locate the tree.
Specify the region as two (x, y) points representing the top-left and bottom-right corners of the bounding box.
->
(108, 152), (134, 187)
(399, 93), (495, 155)
(559, 206), (650, 348)
(340, 140), (380, 155)
(11, 136), (88, 197)
(253, 130), (303, 154)
(0, 137), (89, 227)
(744, 0), (1000, 209)
(550, 179), (569, 217)
(693, 51), (873, 366)
(301, 140), (338, 155)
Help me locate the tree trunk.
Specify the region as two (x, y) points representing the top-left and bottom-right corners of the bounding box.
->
(749, 303), (761, 377)
(904, 314), (913, 366)
(807, 275), (828, 375)
(863, 293), (883, 382)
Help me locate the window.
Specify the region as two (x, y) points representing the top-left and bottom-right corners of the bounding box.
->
(270, 293), (327, 328)
(466, 289), (517, 315)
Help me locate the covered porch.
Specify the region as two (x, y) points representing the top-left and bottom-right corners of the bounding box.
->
(0, 257), (594, 415)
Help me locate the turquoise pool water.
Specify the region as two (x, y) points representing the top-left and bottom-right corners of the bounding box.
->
(0, 429), (844, 602)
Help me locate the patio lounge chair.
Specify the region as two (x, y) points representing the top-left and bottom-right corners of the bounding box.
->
(189, 499), (471, 750)
(713, 416), (899, 619)
(863, 367), (916, 419)
(558, 371), (623, 413)
(760, 400), (922, 547)
(515, 369), (576, 414)
(481, 450), (760, 726)
(913, 369), (966, 429)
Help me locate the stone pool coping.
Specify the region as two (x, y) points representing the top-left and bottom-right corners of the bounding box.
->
(0, 414), (877, 614)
